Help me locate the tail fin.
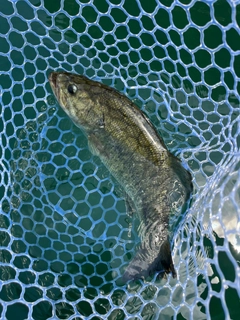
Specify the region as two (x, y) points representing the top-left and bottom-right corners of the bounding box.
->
(122, 240), (176, 282)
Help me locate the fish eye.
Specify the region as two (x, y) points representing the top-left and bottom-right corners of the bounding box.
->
(68, 84), (77, 94)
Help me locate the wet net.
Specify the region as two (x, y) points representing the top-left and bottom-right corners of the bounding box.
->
(0, 0), (239, 319)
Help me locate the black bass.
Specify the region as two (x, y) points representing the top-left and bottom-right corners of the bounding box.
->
(48, 71), (193, 281)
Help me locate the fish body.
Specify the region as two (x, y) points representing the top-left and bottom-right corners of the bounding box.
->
(48, 72), (193, 281)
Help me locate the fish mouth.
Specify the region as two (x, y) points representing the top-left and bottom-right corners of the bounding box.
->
(48, 72), (57, 90)
(48, 71), (60, 99)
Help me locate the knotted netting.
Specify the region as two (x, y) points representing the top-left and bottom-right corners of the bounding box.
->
(0, 0), (239, 319)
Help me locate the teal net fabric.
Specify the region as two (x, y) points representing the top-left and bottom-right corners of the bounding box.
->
(0, 0), (239, 319)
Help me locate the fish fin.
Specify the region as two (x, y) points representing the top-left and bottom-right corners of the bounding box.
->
(125, 193), (136, 217)
(122, 246), (152, 282)
(88, 133), (102, 157)
(169, 154), (193, 198)
(124, 193), (136, 238)
(159, 240), (177, 278)
(122, 240), (176, 282)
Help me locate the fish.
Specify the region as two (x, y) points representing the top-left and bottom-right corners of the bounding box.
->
(48, 71), (193, 282)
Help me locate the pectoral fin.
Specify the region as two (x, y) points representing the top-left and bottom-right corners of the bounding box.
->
(88, 133), (103, 157)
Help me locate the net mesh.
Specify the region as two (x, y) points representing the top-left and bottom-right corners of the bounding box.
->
(0, 0), (239, 319)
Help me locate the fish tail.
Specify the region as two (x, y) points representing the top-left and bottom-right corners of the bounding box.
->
(122, 240), (176, 282)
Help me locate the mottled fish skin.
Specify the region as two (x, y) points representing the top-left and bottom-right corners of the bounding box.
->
(48, 71), (193, 282)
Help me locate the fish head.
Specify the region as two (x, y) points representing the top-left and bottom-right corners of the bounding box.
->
(48, 71), (105, 133)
